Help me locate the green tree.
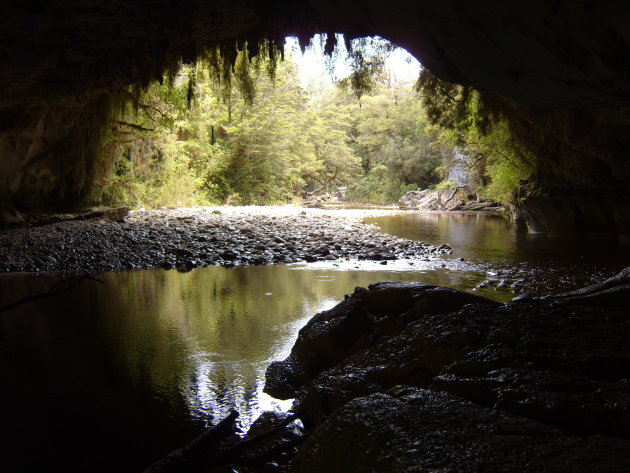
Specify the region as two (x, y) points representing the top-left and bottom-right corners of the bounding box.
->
(302, 93), (362, 195)
(417, 70), (535, 203)
(101, 49), (341, 206)
(99, 42), (443, 208)
(341, 84), (442, 203)
(219, 58), (318, 204)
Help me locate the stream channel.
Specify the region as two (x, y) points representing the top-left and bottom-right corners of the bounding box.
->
(1, 211), (628, 472)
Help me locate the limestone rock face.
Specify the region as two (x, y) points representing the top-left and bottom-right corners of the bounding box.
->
(263, 282), (497, 401)
(1, 1), (629, 230)
(268, 278), (630, 434)
(262, 268), (630, 470)
(292, 388), (630, 473)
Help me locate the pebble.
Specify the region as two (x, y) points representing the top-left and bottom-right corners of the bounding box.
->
(0, 206), (437, 273)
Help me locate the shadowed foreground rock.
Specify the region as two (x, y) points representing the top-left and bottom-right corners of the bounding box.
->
(264, 282), (497, 401)
(262, 268), (630, 471)
(292, 387), (630, 473)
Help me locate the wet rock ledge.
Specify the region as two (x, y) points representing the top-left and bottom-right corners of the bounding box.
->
(0, 206), (445, 273)
(266, 267), (630, 472)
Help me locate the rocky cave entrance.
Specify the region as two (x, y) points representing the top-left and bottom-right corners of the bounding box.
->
(1, 1), (629, 233)
(1, 2), (629, 473)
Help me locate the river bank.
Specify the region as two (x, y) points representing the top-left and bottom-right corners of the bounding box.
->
(0, 206), (450, 274)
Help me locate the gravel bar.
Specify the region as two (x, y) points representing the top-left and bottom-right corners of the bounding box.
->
(0, 206), (452, 273)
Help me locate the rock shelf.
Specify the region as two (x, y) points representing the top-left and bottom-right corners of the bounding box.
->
(261, 269), (630, 472)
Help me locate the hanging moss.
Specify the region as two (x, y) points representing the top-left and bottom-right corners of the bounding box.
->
(80, 37), (286, 207)
(6, 13), (402, 214)
(336, 36), (392, 100)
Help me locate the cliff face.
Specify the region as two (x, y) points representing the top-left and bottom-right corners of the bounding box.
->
(485, 96), (630, 233)
(1, 1), (628, 232)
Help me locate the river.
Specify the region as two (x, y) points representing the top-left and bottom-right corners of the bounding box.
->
(1, 211), (627, 472)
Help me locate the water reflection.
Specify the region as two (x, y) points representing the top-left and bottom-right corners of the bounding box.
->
(87, 267), (345, 431)
(366, 212), (630, 292)
(1, 265), (449, 472)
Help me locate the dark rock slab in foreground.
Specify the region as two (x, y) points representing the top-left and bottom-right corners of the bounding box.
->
(293, 387), (630, 473)
(294, 293), (630, 436)
(266, 271), (630, 437)
(260, 267), (630, 472)
(264, 282), (497, 400)
(143, 270), (630, 472)
(431, 300), (630, 438)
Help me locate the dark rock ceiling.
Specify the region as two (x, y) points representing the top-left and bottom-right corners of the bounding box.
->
(0, 1), (629, 231)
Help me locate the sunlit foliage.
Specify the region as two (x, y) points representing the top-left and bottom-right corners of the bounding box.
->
(344, 84), (442, 203)
(101, 47), (361, 206)
(99, 40), (443, 207)
(417, 70), (535, 203)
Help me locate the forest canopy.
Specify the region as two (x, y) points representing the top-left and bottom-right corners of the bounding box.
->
(98, 36), (530, 208)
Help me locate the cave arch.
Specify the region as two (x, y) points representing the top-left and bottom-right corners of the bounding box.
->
(1, 1), (629, 232)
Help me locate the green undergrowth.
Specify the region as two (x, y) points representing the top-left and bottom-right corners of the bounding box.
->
(417, 70), (536, 204)
(97, 39), (442, 208)
(95, 38), (537, 210)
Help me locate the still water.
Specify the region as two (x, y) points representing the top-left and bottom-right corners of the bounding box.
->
(1, 212), (628, 473)
(0, 265), (484, 473)
(366, 212), (630, 295)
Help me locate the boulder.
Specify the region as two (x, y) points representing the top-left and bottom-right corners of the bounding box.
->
(264, 282), (497, 400)
(292, 388), (630, 473)
(397, 189), (443, 210)
(265, 267), (630, 438)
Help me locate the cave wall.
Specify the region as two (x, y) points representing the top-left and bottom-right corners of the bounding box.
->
(1, 1), (629, 232)
(0, 1), (269, 220)
(488, 96), (630, 233)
